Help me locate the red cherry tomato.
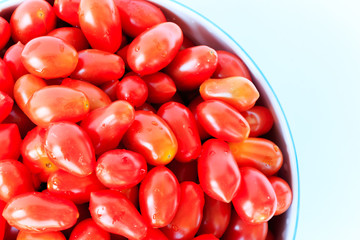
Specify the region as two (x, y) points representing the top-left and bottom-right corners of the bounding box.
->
(229, 138), (283, 176)
(197, 100), (250, 142)
(127, 22), (183, 75)
(96, 149), (147, 190)
(123, 110), (178, 165)
(0, 17), (11, 51)
(71, 49), (125, 85)
(79, 0), (122, 53)
(3, 192), (79, 232)
(158, 102), (201, 162)
(0, 58), (14, 98)
(200, 76), (259, 112)
(69, 218), (110, 240)
(53, 0), (80, 27)
(116, 75), (148, 107)
(10, 0), (56, 44)
(3, 42), (29, 80)
(166, 159), (198, 183)
(139, 166), (180, 228)
(232, 167), (277, 224)
(47, 27), (89, 51)
(25, 86), (90, 127)
(21, 36), (78, 79)
(193, 234), (219, 240)
(161, 181), (204, 240)
(212, 50), (252, 80)
(241, 106), (274, 137)
(188, 96), (211, 140)
(197, 194), (231, 238)
(0, 91), (13, 123)
(0, 124), (21, 160)
(165, 45), (218, 91)
(268, 176), (293, 215)
(3, 104), (35, 138)
(80, 100), (135, 155)
(44, 122), (96, 177)
(17, 231), (66, 240)
(100, 80), (120, 101)
(118, 185), (139, 208)
(142, 72), (176, 104)
(198, 139), (241, 203)
(89, 190), (148, 239)
(222, 211), (268, 240)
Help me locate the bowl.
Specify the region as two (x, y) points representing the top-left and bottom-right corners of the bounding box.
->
(0, 0), (299, 239)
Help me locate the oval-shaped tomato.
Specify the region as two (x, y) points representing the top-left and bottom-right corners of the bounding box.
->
(139, 166), (180, 228)
(0, 124), (21, 160)
(166, 159), (198, 183)
(3, 192), (79, 232)
(89, 190), (147, 239)
(0, 58), (14, 98)
(71, 49), (125, 85)
(232, 167), (277, 224)
(61, 78), (111, 111)
(193, 234), (219, 240)
(0, 17), (10, 51)
(229, 138), (283, 176)
(21, 36), (78, 79)
(197, 194), (231, 238)
(241, 106), (274, 137)
(198, 139), (241, 203)
(3, 42), (29, 80)
(200, 76), (259, 112)
(127, 22), (183, 75)
(116, 75), (148, 107)
(47, 27), (89, 51)
(79, 0), (122, 53)
(161, 181), (204, 240)
(0, 91), (13, 123)
(17, 231), (66, 240)
(142, 72), (176, 104)
(123, 110), (178, 165)
(25, 86), (89, 127)
(268, 176), (293, 215)
(44, 122), (95, 177)
(96, 149), (147, 189)
(10, 0), (56, 44)
(212, 50), (252, 80)
(69, 218), (110, 240)
(80, 100), (134, 155)
(158, 102), (201, 162)
(197, 100), (250, 142)
(165, 45), (218, 91)
(53, 0), (80, 27)
(3, 104), (35, 138)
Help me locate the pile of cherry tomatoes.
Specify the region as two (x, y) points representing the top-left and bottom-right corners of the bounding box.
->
(0, 0), (293, 239)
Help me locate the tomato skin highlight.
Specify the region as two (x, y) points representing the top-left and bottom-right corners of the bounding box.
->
(0, 123), (21, 160)
(69, 218), (110, 240)
(116, 75), (148, 107)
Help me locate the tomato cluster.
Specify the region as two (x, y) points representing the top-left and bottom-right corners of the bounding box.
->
(0, 0), (293, 239)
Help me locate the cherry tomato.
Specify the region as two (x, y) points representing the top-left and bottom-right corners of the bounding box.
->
(142, 72), (176, 104)
(17, 231), (66, 240)
(166, 159), (198, 183)
(10, 0), (56, 44)
(200, 76), (259, 112)
(114, 0), (166, 37)
(69, 218), (110, 240)
(0, 17), (10, 51)
(3, 42), (28, 80)
(100, 80), (120, 101)
(79, 0), (122, 53)
(0, 124), (21, 160)
(96, 149), (147, 190)
(268, 176), (293, 215)
(212, 50), (252, 80)
(53, 0), (80, 27)
(3, 104), (35, 138)
(71, 49), (125, 85)
(187, 96), (211, 140)
(21, 36), (78, 79)
(0, 91), (13, 123)
(123, 110), (178, 165)
(3, 192), (79, 232)
(222, 211), (268, 240)
(127, 22), (183, 75)
(61, 78), (111, 111)
(47, 27), (89, 51)
(143, 227), (168, 240)
(229, 138), (283, 176)
(197, 194), (231, 238)
(197, 100), (250, 142)
(118, 185), (139, 208)
(25, 86), (89, 127)
(0, 58), (14, 98)
(193, 234), (219, 240)
(241, 106), (274, 137)
(89, 190), (148, 239)
(116, 75), (148, 107)
(161, 181), (204, 240)
(44, 122), (96, 177)
(158, 102), (201, 162)
(139, 166), (180, 228)
(198, 139), (241, 203)
(165, 45), (218, 91)
(80, 100), (135, 155)
(232, 167), (277, 224)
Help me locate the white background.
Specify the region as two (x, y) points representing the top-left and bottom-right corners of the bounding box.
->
(180, 0), (360, 239)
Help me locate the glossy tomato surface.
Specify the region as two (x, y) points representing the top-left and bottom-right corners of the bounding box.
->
(116, 75), (148, 107)
(0, 17), (10, 51)
(47, 27), (89, 51)
(69, 218), (110, 240)
(53, 0), (80, 27)
(187, 96), (211, 140)
(16, 231), (66, 240)
(269, 176), (293, 215)
(241, 106), (274, 137)
(0, 91), (13, 123)
(143, 72), (177, 104)
(0, 58), (14, 98)
(0, 123), (21, 160)
(3, 42), (28, 80)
